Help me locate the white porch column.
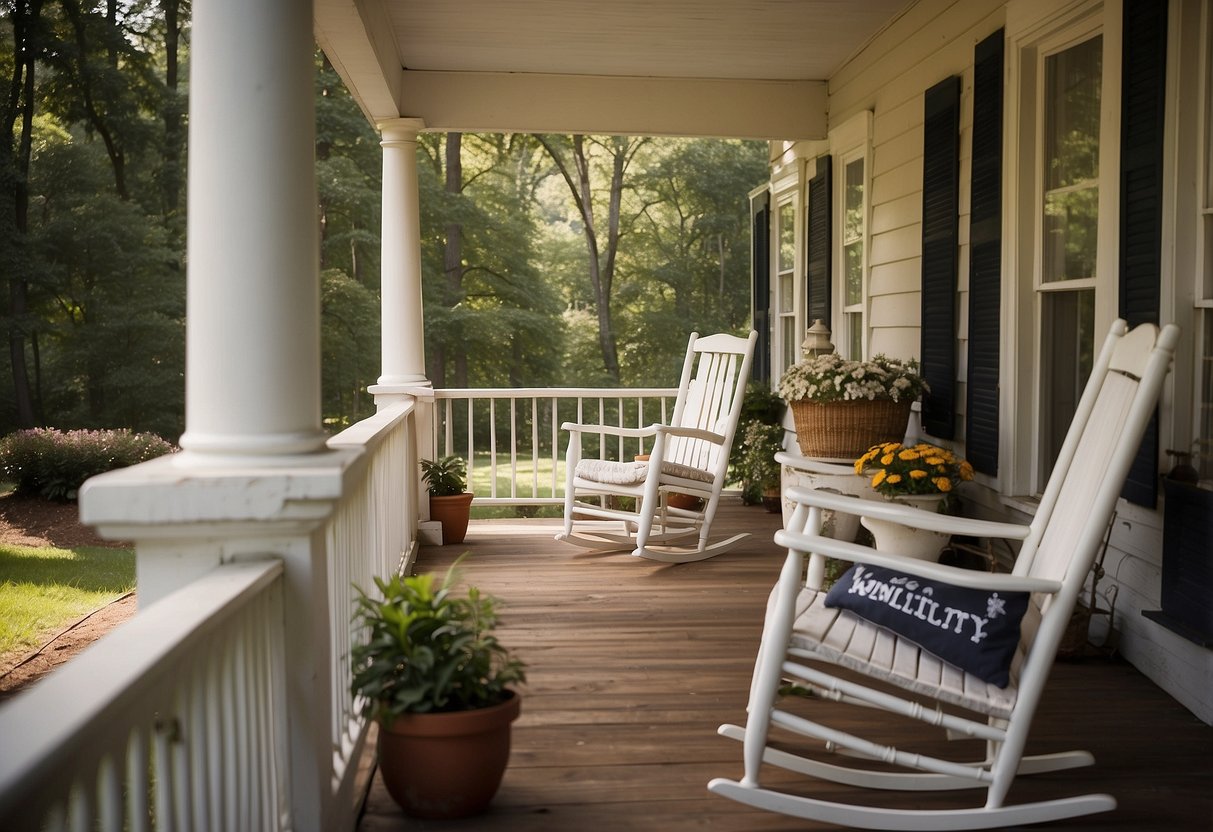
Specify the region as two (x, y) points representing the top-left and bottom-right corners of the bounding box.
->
(373, 118), (429, 393)
(176, 0), (326, 462)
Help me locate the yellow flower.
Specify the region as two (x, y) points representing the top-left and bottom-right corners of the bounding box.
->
(934, 477), (952, 492)
(909, 469), (928, 479)
(880, 453), (895, 466)
(925, 456), (945, 466)
(886, 474), (903, 485)
(959, 461), (974, 480)
(898, 449), (919, 461)
(871, 469), (887, 487)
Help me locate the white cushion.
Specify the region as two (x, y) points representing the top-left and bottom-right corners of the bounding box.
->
(575, 459), (648, 484)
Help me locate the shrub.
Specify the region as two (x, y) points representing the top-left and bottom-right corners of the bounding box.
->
(0, 427), (176, 501)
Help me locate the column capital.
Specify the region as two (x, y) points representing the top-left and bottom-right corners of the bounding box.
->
(377, 117), (426, 143)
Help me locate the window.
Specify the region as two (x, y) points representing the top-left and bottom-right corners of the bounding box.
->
(842, 156), (867, 359)
(1039, 34), (1103, 475)
(776, 197), (798, 376)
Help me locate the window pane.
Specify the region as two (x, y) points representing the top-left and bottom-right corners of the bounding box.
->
(847, 312), (863, 359)
(778, 202), (795, 272)
(1041, 289), (1095, 481)
(782, 316), (798, 372)
(1043, 185), (1099, 282)
(1045, 36), (1102, 191)
(779, 273), (794, 313)
(844, 160), (864, 242)
(845, 241), (863, 305)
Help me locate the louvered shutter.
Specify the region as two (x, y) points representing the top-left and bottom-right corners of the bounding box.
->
(751, 191), (771, 383)
(1119, 0), (1167, 507)
(921, 77), (961, 439)
(965, 29), (1004, 476)
(806, 156), (832, 329)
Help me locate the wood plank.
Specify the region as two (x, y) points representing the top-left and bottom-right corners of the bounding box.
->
(357, 500), (1213, 831)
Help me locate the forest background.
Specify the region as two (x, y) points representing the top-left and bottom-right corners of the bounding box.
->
(1, 2), (768, 442)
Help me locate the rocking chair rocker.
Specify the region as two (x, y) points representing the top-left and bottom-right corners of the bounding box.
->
(709, 319), (1178, 829)
(555, 330), (757, 563)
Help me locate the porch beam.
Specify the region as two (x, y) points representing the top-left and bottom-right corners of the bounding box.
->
(397, 71), (828, 140)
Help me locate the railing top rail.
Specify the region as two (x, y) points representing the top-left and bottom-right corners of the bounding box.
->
(424, 387), (680, 399)
(327, 399), (414, 450)
(0, 559), (283, 813)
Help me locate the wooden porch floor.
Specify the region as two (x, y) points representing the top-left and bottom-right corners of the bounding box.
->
(357, 500), (1213, 831)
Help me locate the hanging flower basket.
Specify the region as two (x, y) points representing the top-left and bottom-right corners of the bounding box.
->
(789, 399), (912, 460)
(779, 353), (926, 461)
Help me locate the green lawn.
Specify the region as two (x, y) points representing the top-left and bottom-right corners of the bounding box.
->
(0, 543), (136, 659)
(467, 453), (566, 519)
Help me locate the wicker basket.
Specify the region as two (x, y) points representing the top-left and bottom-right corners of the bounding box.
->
(789, 398), (912, 460)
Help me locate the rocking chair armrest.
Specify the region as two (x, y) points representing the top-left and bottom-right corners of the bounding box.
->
(560, 421), (659, 439)
(783, 485), (1032, 540)
(773, 528), (1063, 594)
(655, 425), (726, 444)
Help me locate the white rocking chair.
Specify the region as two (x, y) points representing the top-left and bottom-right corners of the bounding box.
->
(555, 330), (757, 563)
(710, 319), (1178, 829)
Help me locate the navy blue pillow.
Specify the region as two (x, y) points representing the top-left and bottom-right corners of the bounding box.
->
(824, 564), (1030, 688)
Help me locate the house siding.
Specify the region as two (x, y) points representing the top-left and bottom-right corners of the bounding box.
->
(762, 0), (1212, 724)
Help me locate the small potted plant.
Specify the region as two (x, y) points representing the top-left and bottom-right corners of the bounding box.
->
(778, 353), (927, 460)
(852, 441), (974, 559)
(351, 559), (527, 819)
(737, 421), (786, 512)
(422, 455), (473, 544)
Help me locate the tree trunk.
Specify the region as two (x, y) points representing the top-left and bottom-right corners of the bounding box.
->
(444, 132), (468, 388)
(160, 0), (182, 220)
(3, 0), (42, 427)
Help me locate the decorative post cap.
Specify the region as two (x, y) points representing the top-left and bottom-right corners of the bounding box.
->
(802, 319), (835, 357)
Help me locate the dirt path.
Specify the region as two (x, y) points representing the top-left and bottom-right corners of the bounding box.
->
(0, 494), (136, 699)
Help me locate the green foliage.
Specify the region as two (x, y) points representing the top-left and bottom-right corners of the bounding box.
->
(736, 422), (786, 491)
(350, 562), (526, 721)
(421, 455), (468, 497)
(0, 428), (175, 501)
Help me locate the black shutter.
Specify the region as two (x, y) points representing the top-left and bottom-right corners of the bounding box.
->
(751, 191), (771, 383)
(921, 77), (961, 439)
(966, 29), (1004, 476)
(806, 156), (832, 328)
(1119, 0), (1167, 507)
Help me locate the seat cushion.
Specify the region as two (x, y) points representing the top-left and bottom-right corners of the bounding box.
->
(575, 459), (648, 484)
(824, 564), (1029, 688)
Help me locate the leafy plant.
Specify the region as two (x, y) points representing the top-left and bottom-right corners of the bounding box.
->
(737, 422), (785, 492)
(0, 428), (176, 501)
(778, 354), (927, 404)
(350, 560), (526, 724)
(421, 455), (468, 496)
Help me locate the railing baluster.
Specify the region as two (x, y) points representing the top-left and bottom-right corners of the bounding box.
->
(531, 397), (540, 499)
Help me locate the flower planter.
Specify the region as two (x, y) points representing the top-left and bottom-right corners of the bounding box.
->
(378, 691), (521, 819)
(429, 492), (474, 544)
(790, 399), (911, 460)
(860, 495), (949, 561)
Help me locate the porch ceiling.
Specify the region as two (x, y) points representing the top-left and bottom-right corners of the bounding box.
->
(314, 0), (911, 140)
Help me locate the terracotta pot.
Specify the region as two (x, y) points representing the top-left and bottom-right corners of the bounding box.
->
(667, 492), (705, 511)
(378, 692), (521, 819)
(429, 492), (473, 544)
(761, 486), (782, 513)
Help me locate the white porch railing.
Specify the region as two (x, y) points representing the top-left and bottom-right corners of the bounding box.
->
(424, 387), (679, 505)
(0, 561), (288, 832)
(0, 400), (418, 832)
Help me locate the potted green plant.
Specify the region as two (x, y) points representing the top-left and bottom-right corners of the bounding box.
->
(351, 560), (527, 819)
(778, 353), (928, 460)
(730, 382), (785, 505)
(422, 455), (474, 544)
(737, 421), (786, 512)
